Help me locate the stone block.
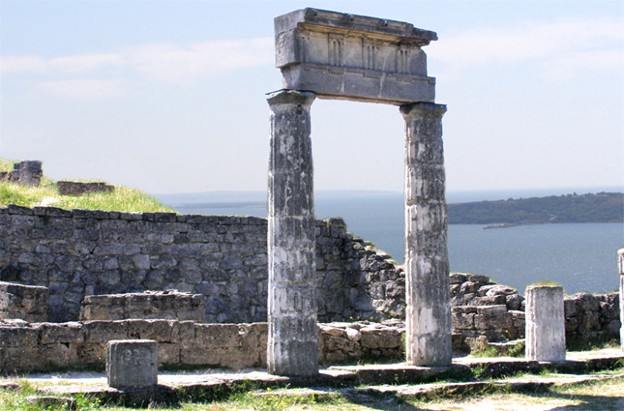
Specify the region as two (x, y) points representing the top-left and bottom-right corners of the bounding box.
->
(84, 320), (128, 342)
(39, 343), (80, 368)
(0, 281), (49, 322)
(39, 322), (84, 344)
(106, 339), (158, 388)
(452, 312), (475, 330)
(475, 311), (513, 332)
(80, 291), (206, 322)
(275, 8), (437, 105)
(125, 319), (178, 343)
(194, 324), (242, 349)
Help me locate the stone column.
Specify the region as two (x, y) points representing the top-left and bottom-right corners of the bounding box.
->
(525, 285), (566, 362)
(400, 102), (452, 366)
(266, 90), (318, 377)
(618, 248), (624, 351)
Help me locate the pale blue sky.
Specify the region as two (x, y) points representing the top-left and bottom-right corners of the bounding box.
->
(1, 0), (622, 194)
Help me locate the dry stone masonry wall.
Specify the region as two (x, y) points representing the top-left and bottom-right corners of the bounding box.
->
(0, 206), (619, 356)
(0, 206), (400, 323)
(0, 319), (405, 374)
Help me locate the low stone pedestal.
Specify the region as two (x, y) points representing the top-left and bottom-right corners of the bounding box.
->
(525, 285), (565, 362)
(0, 281), (48, 322)
(107, 340), (158, 389)
(618, 248), (624, 351)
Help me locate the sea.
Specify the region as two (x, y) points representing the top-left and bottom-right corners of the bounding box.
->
(155, 189), (624, 295)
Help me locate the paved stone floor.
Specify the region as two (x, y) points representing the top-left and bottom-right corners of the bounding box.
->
(1, 349), (622, 406)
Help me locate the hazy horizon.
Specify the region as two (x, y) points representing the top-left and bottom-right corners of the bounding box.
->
(154, 185), (624, 205)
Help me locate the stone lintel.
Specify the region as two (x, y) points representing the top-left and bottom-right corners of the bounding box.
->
(275, 8), (437, 45)
(275, 8), (437, 105)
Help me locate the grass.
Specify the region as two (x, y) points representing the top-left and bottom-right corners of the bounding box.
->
(2, 373), (623, 411)
(0, 158), (173, 213)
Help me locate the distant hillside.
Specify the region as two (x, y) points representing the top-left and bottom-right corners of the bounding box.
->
(448, 192), (624, 225)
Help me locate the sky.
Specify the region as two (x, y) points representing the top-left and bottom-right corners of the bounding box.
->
(1, 0), (623, 195)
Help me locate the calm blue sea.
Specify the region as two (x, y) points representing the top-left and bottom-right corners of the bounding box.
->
(155, 190), (624, 295)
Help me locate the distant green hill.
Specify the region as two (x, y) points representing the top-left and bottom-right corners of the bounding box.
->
(448, 192), (624, 225)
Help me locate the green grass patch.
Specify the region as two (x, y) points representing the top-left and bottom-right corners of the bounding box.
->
(0, 161), (173, 214)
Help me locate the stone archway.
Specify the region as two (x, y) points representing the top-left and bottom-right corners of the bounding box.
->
(267, 8), (451, 376)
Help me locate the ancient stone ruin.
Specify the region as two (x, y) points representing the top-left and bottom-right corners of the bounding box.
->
(0, 9), (622, 384)
(268, 8), (450, 376)
(0, 160), (114, 196)
(0, 160), (43, 186)
(57, 181), (114, 196)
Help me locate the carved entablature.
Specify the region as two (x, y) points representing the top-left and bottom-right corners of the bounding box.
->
(275, 8), (438, 105)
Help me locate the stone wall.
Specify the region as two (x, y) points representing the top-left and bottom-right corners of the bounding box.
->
(0, 206), (619, 347)
(449, 273), (620, 350)
(0, 206), (399, 323)
(56, 181), (114, 196)
(0, 319), (404, 374)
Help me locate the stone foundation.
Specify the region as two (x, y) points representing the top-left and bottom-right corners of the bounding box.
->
(0, 319), (404, 374)
(80, 291), (206, 322)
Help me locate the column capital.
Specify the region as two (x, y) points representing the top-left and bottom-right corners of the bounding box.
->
(267, 89), (316, 109)
(400, 102), (447, 120)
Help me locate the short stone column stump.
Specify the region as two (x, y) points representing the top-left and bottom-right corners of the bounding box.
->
(618, 248), (624, 351)
(525, 285), (566, 362)
(107, 340), (158, 389)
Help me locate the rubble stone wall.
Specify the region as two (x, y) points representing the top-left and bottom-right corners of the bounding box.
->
(0, 206), (619, 349)
(449, 273), (620, 350)
(0, 206), (401, 323)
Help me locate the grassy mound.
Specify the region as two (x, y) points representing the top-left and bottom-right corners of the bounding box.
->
(0, 158), (173, 213)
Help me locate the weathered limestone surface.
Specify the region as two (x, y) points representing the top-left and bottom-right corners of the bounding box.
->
(526, 285), (566, 362)
(619, 248), (624, 351)
(401, 102), (451, 366)
(0, 319), (404, 374)
(0, 281), (48, 322)
(80, 291), (206, 322)
(275, 8), (437, 104)
(267, 90), (318, 376)
(107, 339), (158, 388)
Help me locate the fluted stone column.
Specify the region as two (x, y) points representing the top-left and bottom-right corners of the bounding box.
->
(525, 285), (566, 362)
(266, 90), (318, 377)
(400, 102), (451, 366)
(618, 248), (624, 351)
